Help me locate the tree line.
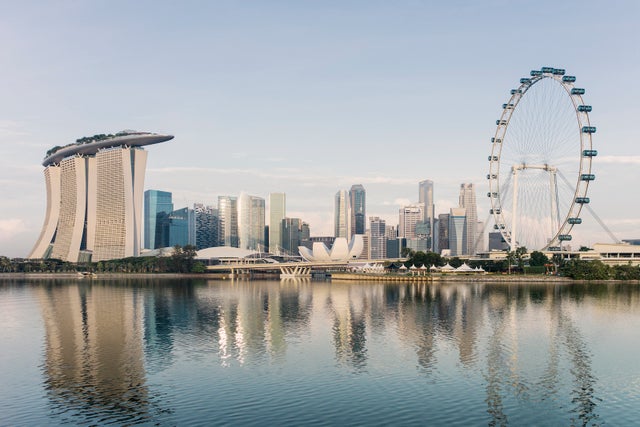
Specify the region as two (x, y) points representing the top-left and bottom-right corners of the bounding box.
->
(0, 245), (206, 274)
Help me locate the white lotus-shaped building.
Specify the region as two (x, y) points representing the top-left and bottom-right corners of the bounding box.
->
(298, 235), (364, 262)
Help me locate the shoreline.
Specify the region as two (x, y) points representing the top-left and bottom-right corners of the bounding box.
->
(1, 272), (639, 284)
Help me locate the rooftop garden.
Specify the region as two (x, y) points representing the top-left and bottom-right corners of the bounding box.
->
(44, 130), (145, 158)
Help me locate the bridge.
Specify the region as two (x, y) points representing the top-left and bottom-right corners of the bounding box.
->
(205, 260), (389, 278)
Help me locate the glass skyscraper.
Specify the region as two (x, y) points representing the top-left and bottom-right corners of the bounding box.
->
(194, 203), (218, 250)
(418, 180), (435, 251)
(334, 190), (349, 240)
(449, 207), (467, 256)
(238, 193), (265, 251)
(144, 190), (173, 250)
(218, 196), (238, 247)
(349, 184), (366, 236)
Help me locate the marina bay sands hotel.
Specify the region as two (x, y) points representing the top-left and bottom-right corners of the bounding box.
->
(29, 131), (173, 262)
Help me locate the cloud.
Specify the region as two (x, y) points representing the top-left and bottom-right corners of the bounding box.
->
(597, 155), (640, 165)
(0, 219), (28, 241)
(0, 120), (28, 138)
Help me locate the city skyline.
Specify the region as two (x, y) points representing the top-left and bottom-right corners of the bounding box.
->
(1, 1), (639, 257)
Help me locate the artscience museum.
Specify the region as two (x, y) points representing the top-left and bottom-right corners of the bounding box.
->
(298, 235), (364, 262)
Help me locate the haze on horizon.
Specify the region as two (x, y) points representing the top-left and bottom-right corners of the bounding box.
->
(1, 1), (638, 257)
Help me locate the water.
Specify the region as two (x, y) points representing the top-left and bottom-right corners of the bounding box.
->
(1, 278), (639, 426)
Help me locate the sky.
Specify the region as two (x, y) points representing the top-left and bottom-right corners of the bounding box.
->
(1, 0), (638, 257)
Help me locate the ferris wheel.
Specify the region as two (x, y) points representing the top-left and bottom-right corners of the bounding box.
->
(487, 67), (597, 251)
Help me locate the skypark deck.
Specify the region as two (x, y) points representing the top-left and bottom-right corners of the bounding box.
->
(42, 132), (174, 166)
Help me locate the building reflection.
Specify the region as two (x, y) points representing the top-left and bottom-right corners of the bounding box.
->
(37, 283), (150, 423)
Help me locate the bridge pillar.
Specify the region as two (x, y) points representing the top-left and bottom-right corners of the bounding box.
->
(280, 265), (311, 279)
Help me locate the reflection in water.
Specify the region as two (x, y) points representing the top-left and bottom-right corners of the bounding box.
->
(20, 279), (639, 425)
(38, 283), (152, 424)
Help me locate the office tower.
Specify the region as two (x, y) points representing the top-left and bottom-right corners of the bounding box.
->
(349, 184), (366, 236)
(449, 207), (467, 256)
(418, 180), (435, 250)
(459, 183), (478, 255)
(437, 213), (450, 252)
(29, 131), (173, 262)
(281, 218), (302, 255)
(300, 222), (310, 249)
(268, 193), (286, 254)
(144, 190), (173, 250)
(218, 195), (238, 247)
(360, 234), (370, 259)
(168, 207), (195, 247)
(369, 217), (386, 259)
(238, 193), (265, 251)
(334, 190), (350, 239)
(398, 204), (424, 239)
(385, 225), (397, 240)
(194, 203), (218, 250)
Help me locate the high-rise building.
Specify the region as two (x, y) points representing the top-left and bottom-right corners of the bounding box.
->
(418, 180), (435, 250)
(449, 207), (467, 257)
(168, 207), (195, 247)
(369, 216), (386, 259)
(349, 184), (366, 236)
(144, 190), (173, 250)
(334, 190), (350, 239)
(437, 213), (450, 253)
(194, 203), (218, 250)
(281, 218), (302, 255)
(459, 183), (478, 255)
(218, 195), (238, 247)
(268, 193), (286, 254)
(489, 231), (509, 251)
(398, 204), (424, 239)
(476, 220), (485, 253)
(238, 193), (265, 251)
(29, 131), (173, 262)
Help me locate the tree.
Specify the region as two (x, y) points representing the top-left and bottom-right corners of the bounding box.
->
(529, 251), (549, 267)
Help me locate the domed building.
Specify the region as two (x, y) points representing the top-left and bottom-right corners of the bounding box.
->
(298, 235), (364, 262)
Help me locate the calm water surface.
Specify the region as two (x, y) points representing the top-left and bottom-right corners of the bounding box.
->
(1, 278), (639, 426)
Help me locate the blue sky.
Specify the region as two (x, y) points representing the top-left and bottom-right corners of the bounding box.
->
(1, 1), (638, 257)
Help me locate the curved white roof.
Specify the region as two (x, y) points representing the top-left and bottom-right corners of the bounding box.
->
(196, 246), (259, 259)
(298, 235), (364, 262)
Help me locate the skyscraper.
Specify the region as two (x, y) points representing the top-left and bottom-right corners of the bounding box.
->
(459, 183), (478, 255)
(144, 190), (173, 250)
(437, 213), (450, 252)
(449, 207), (467, 256)
(398, 204), (424, 239)
(168, 207), (195, 247)
(281, 217), (302, 255)
(369, 216), (386, 259)
(29, 131), (173, 262)
(268, 193), (286, 254)
(238, 193), (265, 251)
(418, 180), (435, 250)
(349, 184), (366, 236)
(218, 195), (238, 247)
(194, 203), (218, 250)
(334, 190), (350, 240)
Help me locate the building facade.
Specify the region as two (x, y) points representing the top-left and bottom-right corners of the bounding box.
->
(194, 203), (218, 250)
(268, 193), (286, 254)
(334, 190), (350, 240)
(29, 132), (173, 262)
(418, 180), (435, 250)
(144, 190), (173, 250)
(168, 207), (195, 247)
(218, 195), (238, 247)
(459, 183), (478, 255)
(369, 216), (386, 259)
(349, 184), (366, 236)
(437, 213), (450, 253)
(398, 204), (424, 239)
(238, 193), (265, 251)
(449, 207), (467, 257)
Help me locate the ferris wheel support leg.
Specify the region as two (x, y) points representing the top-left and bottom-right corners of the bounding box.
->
(550, 171), (559, 239)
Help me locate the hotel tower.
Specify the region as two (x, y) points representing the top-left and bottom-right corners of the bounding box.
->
(29, 131), (173, 262)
